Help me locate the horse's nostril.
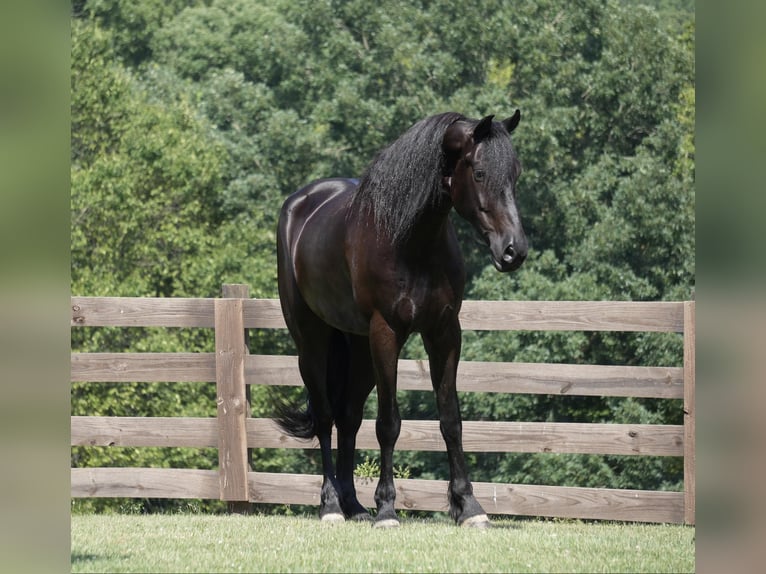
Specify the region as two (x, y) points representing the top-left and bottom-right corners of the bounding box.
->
(503, 245), (516, 263)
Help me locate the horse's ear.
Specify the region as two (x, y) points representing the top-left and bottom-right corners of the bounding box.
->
(472, 115), (495, 141)
(502, 109), (521, 134)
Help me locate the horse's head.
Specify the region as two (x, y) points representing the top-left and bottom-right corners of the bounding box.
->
(441, 111), (528, 272)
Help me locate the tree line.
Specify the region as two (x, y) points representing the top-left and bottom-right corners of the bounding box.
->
(71, 0), (694, 513)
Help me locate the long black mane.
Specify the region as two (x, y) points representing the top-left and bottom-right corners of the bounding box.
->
(351, 112), (519, 244)
(351, 112), (465, 244)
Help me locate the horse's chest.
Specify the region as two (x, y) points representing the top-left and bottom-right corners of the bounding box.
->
(348, 232), (464, 333)
(389, 275), (457, 332)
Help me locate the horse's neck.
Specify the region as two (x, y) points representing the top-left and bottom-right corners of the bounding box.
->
(399, 197), (455, 251)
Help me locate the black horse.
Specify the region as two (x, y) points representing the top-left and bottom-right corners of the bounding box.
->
(276, 111), (527, 528)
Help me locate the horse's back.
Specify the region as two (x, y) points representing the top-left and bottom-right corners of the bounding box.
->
(278, 178), (356, 248)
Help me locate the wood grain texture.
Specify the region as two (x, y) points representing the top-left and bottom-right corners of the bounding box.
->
(459, 300), (684, 332)
(71, 468), (220, 499)
(221, 284), (254, 513)
(71, 297), (215, 327)
(72, 297), (685, 332)
(683, 301), (696, 525)
(244, 355), (683, 398)
(214, 299), (249, 501)
(69, 468), (685, 523)
(70, 353), (683, 398)
(243, 298), (287, 329)
(393, 359), (684, 398)
(71, 416), (218, 447)
(247, 472), (685, 523)
(70, 353), (216, 382)
(247, 418), (683, 456)
(71, 416), (683, 456)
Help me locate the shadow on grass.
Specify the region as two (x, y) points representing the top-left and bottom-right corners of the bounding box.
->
(72, 551), (132, 564)
(391, 514), (523, 530)
(483, 520), (523, 530)
(71, 553), (100, 564)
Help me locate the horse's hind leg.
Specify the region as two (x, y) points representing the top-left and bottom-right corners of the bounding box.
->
(294, 323), (346, 522)
(334, 334), (375, 521)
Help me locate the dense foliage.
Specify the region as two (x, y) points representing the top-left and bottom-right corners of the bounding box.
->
(71, 0), (694, 512)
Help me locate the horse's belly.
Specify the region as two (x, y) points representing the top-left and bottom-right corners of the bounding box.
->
(295, 253), (370, 335)
(308, 296), (370, 336)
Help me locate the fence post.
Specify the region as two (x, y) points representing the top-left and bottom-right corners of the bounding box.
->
(222, 283), (253, 469)
(215, 284), (251, 513)
(683, 300), (695, 525)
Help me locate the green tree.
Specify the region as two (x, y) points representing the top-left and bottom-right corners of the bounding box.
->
(451, 1), (693, 492)
(70, 20), (303, 512)
(74, 0), (202, 67)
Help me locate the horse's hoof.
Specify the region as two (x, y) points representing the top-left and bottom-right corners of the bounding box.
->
(349, 512), (373, 522)
(320, 513), (346, 524)
(373, 518), (400, 529)
(461, 514), (491, 528)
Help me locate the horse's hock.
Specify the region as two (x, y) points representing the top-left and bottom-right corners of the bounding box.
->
(70, 284), (695, 524)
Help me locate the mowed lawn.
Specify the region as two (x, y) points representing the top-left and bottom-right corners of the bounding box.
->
(71, 513), (694, 573)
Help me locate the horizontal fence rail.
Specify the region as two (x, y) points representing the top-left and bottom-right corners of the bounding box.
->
(71, 468), (684, 523)
(72, 297), (685, 332)
(71, 286), (695, 524)
(71, 353), (685, 398)
(71, 416), (684, 456)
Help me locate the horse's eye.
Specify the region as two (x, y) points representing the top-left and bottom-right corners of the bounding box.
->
(473, 169), (485, 182)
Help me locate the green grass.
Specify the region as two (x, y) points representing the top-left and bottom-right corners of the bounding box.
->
(71, 514), (694, 573)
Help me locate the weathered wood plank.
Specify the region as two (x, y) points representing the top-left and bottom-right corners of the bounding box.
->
(70, 353), (683, 399)
(248, 472), (685, 523)
(244, 354), (300, 386)
(71, 297), (215, 327)
(71, 468), (219, 499)
(214, 298), (249, 501)
(421, 419), (677, 455)
(396, 359), (684, 398)
(243, 299), (287, 329)
(243, 355), (683, 398)
(71, 416), (218, 447)
(69, 295), (283, 329)
(222, 284), (254, 513)
(71, 416), (683, 456)
(470, 481), (684, 523)
(70, 353), (216, 382)
(459, 300), (685, 332)
(69, 468), (684, 522)
(72, 297), (686, 332)
(683, 301), (695, 525)
(247, 418), (683, 456)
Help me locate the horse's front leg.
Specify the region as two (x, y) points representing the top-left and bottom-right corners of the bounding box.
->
(423, 321), (490, 528)
(369, 312), (404, 528)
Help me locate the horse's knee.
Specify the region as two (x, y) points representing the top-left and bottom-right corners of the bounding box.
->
(375, 414), (401, 446)
(439, 420), (462, 445)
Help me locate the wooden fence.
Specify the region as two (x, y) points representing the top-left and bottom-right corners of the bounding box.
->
(71, 284), (695, 524)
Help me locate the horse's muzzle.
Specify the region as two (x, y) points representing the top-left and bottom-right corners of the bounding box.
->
(493, 239), (527, 272)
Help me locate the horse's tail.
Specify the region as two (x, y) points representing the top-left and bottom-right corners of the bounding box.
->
(274, 396), (317, 440)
